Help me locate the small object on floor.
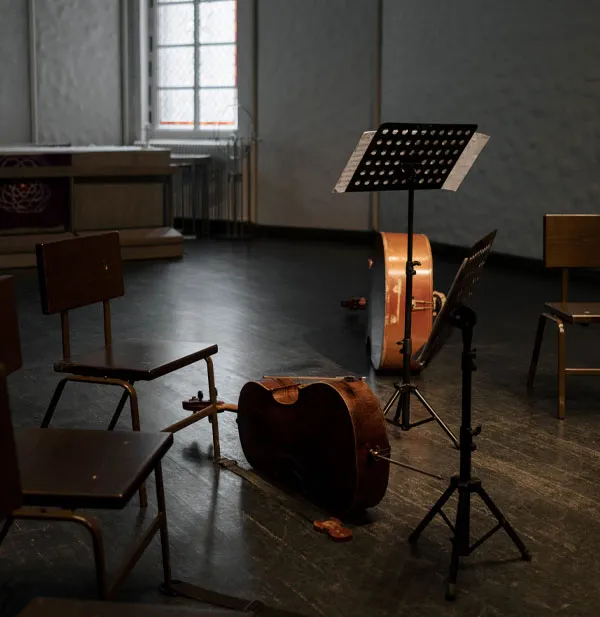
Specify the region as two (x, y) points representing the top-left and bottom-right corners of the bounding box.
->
(313, 518), (353, 542)
(341, 297), (367, 310)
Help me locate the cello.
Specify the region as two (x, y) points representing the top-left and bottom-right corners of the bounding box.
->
(368, 231), (435, 372)
(341, 231), (445, 372)
(236, 375), (391, 517)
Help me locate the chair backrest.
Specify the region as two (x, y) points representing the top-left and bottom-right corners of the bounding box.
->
(36, 232), (125, 314)
(544, 214), (600, 269)
(0, 275), (23, 375)
(544, 214), (600, 302)
(0, 365), (23, 516)
(0, 276), (24, 515)
(36, 233), (125, 357)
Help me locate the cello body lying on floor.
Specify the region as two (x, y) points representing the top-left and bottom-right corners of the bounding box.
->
(237, 376), (390, 517)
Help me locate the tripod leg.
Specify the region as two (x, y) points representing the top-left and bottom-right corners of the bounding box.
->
(383, 386), (401, 416)
(413, 388), (459, 448)
(446, 484), (471, 601)
(475, 485), (531, 561)
(395, 388), (411, 426)
(409, 478), (457, 544)
(446, 539), (460, 601)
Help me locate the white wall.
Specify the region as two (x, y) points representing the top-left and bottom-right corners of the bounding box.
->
(380, 0), (600, 259)
(3, 0), (599, 259)
(0, 1), (31, 143)
(36, 0), (122, 145)
(257, 0), (377, 230)
(0, 0), (123, 147)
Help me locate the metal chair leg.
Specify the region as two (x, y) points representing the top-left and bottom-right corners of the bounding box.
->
(40, 377), (71, 427)
(557, 319), (567, 419)
(126, 388), (147, 508)
(9, 501), (168, 601)
(43, 376), (138, 431)
(155, 463), (173, 590)
(528, 313), (549, 389)
(107, 385), (135, 430)
(205, 356), (221, 461)
(0, 517), (14, 546)
(6, 509), (109, 600)
(75, 514), (109, 600)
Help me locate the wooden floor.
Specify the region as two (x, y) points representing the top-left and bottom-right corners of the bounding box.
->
(2, 237), (600, 617)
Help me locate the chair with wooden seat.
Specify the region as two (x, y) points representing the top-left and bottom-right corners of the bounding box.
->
(0, 274), (174, 600)
(527, 214), (600, 419)
(35, 232), (223, 507)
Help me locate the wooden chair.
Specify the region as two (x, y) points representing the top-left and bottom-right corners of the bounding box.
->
(0, 274), (174, 600)
(35, 232), (223, 507)
(527, 214), (600, 418)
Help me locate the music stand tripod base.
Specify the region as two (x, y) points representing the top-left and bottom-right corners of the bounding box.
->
(407, 304), (531, 601)
(382, 381), (459, 448)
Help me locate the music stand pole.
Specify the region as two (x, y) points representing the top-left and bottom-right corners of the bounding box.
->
(385, 172), (457, 441)
(380, 182), (458, 445)
(397, 178), (416, 426)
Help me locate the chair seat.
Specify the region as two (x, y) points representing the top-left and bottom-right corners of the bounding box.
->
(16, 428), (173, 510)
(19, 597), (245, 617)
(54, 339), (218, 381)
(545, 302), (600, 324)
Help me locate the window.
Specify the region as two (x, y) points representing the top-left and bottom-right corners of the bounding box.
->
(151, 0), (238, 132)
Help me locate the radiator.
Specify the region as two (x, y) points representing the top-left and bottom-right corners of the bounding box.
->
(136, 137), (252, 235)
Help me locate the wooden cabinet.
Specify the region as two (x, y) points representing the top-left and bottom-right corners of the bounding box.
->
(0, 146), (183, 268)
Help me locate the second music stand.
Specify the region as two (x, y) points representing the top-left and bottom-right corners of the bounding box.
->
(406, 231), (530, 600)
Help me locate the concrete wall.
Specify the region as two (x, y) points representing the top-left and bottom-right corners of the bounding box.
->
(380, 0), (600, 259)
(0, 0), (123, 147)
(2, 0), (599, 258)
(256, 0), (377, 230)
(0, 1), (31, 143)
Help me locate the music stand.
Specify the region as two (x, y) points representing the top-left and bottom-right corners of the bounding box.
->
(334, 123), (489, 443)
(404, 231), (531, 599)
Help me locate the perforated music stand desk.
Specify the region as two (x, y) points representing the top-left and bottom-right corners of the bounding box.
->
(414, 229), (497, 371)
(334, 122), (489, 437)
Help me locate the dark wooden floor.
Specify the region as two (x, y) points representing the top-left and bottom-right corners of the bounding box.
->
(2, 237), (600, 617)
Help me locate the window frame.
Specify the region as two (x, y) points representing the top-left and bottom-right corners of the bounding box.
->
(148, 0), (239, 138)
